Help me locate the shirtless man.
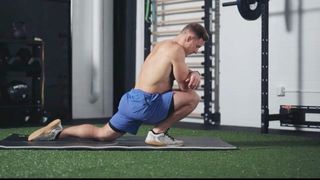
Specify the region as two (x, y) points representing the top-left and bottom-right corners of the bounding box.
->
(28, 23), (208, 146)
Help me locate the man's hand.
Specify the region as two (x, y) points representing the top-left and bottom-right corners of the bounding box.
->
(185, 71), (201, 89)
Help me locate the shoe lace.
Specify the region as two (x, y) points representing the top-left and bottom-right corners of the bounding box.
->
(164, 130), (175, 141)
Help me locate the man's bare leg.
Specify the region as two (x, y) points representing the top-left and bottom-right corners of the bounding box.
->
(152, 89), (200, 133)
(58, 123), (124, 141)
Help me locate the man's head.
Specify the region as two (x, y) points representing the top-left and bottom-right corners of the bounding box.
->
(179, 23), (209, 55)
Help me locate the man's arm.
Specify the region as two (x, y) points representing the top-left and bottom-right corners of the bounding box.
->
(171, 51), (189, 91)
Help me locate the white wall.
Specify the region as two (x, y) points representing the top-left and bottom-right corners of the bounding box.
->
(137, 0), (320, 131)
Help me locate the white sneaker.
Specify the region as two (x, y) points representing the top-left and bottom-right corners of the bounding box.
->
(28, 119), (63, 141)
(145, 130), (184, 146)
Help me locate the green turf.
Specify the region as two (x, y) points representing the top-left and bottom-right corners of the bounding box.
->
(0, 124), (320, 178)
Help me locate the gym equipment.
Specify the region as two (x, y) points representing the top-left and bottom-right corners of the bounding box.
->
(223, 0), (262, 20)
(223, 0), (270, 133)
(223, 0), (320, 133)
(0, 134), (237, 150)
(3, 80), (29, 105)
(0, 38), (47, 126)
(279, 105), (320, 128)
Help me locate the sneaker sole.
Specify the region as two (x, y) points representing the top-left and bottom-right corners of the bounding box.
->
(28, 119), (61, 141)
(145, 140), (184, 147)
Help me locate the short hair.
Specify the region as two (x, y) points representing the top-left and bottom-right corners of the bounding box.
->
(181, 23), (209, 41)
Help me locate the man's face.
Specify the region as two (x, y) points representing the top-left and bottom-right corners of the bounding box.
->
(185, 34), (205, 56)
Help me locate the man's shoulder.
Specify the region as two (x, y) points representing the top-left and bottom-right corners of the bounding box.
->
(158, 40), (183, 52)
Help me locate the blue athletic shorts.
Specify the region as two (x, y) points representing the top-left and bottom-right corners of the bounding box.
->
(109, 89), (174, 135)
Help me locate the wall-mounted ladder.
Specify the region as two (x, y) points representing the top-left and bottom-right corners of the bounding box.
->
(144, 0), (221, 126)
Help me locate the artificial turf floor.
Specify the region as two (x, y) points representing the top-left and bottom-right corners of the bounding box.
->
(0, 124), (320, 178)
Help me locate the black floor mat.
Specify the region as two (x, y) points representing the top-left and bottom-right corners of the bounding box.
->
(0, 134), (237, 150)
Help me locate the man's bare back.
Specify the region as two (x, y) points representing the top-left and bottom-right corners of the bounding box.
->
(135, 40), (189, 94)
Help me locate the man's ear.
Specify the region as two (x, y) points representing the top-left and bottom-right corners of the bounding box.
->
(186, 35), (193, 42)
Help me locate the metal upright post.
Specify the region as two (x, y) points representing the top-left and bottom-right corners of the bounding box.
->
(213, 0), (221, 125)
(203, 0), (213, 125)
(144, 0), (152, 59)
(261, 0), (269, 133)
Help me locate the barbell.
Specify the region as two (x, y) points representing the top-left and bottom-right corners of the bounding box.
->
(223, 0), (262, 21)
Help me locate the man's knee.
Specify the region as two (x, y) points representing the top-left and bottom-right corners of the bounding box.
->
(95, 124), (122, 141)
(188, 90), (200, 108)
